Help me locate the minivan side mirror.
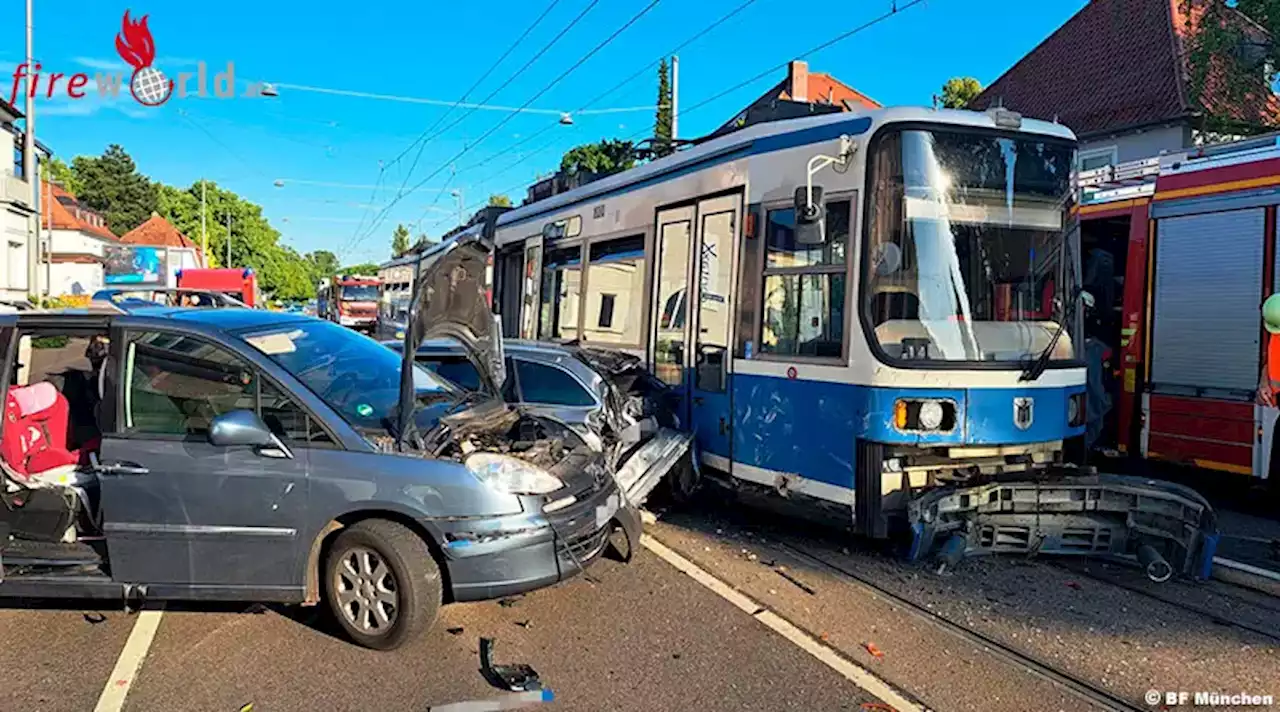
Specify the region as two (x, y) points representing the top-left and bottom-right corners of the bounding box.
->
(209, 410), (291, 458)
(793, 185), (826, 245)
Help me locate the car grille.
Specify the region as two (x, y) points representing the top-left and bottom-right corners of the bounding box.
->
(562, 525), (609, 561)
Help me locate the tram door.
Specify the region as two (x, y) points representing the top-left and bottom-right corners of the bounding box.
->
(518, 236), (543, 340)
(650, 194), (742, 461)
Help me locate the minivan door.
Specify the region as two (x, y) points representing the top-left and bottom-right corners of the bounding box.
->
(96, 328), (309, 594)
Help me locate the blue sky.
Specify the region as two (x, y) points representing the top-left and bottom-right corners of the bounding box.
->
(4, 0), (1086, 265)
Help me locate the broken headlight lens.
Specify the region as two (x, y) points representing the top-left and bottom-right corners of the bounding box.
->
(466, 453), (565, 495)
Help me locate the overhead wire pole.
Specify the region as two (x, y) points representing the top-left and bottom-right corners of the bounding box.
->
(440, 0), (924, 223)
(24, 0), (37, 300)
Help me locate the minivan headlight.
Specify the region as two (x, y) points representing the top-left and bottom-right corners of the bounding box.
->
(465, 453), (564, 495)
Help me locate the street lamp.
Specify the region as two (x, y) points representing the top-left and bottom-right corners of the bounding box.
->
(273, 179), (285, 187)
(451, 189), (464, 226)
(559, 112), (574, 126)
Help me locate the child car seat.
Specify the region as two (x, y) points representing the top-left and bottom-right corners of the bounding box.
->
(1, 381), (80, 487)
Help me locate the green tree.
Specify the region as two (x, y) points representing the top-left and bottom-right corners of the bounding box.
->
(488, 194), (512, 208)
(560, 139), (636, 176)
(72, 145), (159, 235)
(940, 77), (983, 109)
(307, 250), (339, 280)
(391, 223), (411, 257)
(654, 58), (674, 157)
(1183, 0), (1280, 135)
(340, 262), (380, 277)
(44, 157), (83, 195)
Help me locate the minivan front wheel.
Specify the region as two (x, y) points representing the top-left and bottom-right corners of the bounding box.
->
(324, 520), (442, 650)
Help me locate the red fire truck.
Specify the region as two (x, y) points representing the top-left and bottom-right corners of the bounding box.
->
(324, 275), (381, 333)
(1078, 132), (1280, 487)
(175, 268), (260, 307)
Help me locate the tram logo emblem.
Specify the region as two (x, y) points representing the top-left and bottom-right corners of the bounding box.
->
(1013, 397), (1034, 431)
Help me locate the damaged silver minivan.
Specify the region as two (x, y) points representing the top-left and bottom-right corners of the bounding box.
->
(0, 229), (650, 651)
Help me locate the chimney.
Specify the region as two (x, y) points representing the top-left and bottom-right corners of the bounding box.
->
(787, 60), (808, 103)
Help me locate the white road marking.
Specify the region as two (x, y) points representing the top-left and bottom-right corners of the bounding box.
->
(641, 535), (924, 712)
(93, 609), (164, 712)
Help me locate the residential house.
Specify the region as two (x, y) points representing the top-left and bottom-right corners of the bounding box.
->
(39, 179), (119, 296)
(712, 60), (882, 138)
(968, 0), (1280, 170)
(119, 213), (205, 287)
(1, 97), (51, 303)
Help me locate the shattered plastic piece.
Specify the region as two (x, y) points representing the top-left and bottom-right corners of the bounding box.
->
(429, 690), (554, 712)
(83, 612), (106, 624)
(864, 642), (885, 659)
(514, 620), (531, 629)
(239, 704), (254, 712)
(776, 568), (817, 595)
(447, 627), (466, 636)
(1065, 581), (1082, 590)
(479, 638), (542, 692)
(497, 596), (523, 608)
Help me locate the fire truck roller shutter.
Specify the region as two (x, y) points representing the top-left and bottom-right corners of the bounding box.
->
(1151, 208), (1265, 397)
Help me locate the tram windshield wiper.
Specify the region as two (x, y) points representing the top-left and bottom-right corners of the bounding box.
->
(1019, 285), (1081, 382)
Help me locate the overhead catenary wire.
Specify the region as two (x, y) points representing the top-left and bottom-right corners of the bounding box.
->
(341, 0), (587, 257)
(422, 0), (762, 211)
(353, 0), (662, 251)
(436, 0), (923, 226)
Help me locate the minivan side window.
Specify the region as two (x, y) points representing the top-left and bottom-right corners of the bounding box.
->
(513, 359), (595, 407)
(416, 355), (483, 392)
(260, 379), (335, 446)
(125, 332), (256, 436)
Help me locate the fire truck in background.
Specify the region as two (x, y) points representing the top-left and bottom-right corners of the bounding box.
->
(322, 274), (381, 333)
(1077, 131), (1280, 489)
(175, 268), (260, 307)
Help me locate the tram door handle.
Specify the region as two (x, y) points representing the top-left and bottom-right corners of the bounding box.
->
(718, 417), (729, 436)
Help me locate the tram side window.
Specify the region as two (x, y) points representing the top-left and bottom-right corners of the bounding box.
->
(538, 245), (582, 341)
(582, 235), (646, 345)
(759, 200), (851, 359)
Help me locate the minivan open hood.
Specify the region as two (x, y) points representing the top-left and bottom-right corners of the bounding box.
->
(396, 229), (505, 441)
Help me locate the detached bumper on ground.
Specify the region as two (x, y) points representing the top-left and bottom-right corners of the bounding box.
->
(906, 471), (1220, 579)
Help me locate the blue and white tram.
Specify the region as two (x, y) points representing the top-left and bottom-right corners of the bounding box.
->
(487, 106), (1217, 571)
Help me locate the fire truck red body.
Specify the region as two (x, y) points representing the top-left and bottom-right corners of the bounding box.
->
(325, 275), (381, 333)
(175, 268), (259, 307)
(1078, 133), (1280, 485)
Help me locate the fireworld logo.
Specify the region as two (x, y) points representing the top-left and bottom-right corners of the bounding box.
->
(8, 9), (272, 108)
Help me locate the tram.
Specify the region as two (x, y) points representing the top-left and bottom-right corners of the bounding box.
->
(477, 106), (1217, 573)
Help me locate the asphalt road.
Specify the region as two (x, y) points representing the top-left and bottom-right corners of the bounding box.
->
(4, 502), (1277, 712)
(0, 549), (880, 712)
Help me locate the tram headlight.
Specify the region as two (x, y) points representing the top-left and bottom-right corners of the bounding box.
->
(1068, 392), (1087, 427)
(918, 400), (945, 430)
(893, 398), (956, 433)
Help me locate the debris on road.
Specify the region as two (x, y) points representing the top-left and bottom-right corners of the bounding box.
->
(447, 627), (466, 636)
(428, 690), (555, 711)
(479, 638), (542, 692)
(864, 642), (885, 659)
(775, 567), (817, 595)
(514, 620), (531, 629)
(497, 596), (523, 608)
(1065, 581), (1082, 590)
(82, 612), (106, 624)
(860, 703), (899, 712)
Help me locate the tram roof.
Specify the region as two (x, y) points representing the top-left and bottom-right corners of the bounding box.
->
(496, 106), (1076, 232)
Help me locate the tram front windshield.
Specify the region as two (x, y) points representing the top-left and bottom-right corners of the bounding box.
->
(863, 127), (1078, 366)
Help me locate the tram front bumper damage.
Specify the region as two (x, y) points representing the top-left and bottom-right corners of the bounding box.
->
(905, 472), (1220, 580)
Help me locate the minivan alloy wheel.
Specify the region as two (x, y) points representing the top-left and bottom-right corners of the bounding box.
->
(334, 547), (399, 632)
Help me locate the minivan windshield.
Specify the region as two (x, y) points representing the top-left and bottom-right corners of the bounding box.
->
(241, 319), (454, 432)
